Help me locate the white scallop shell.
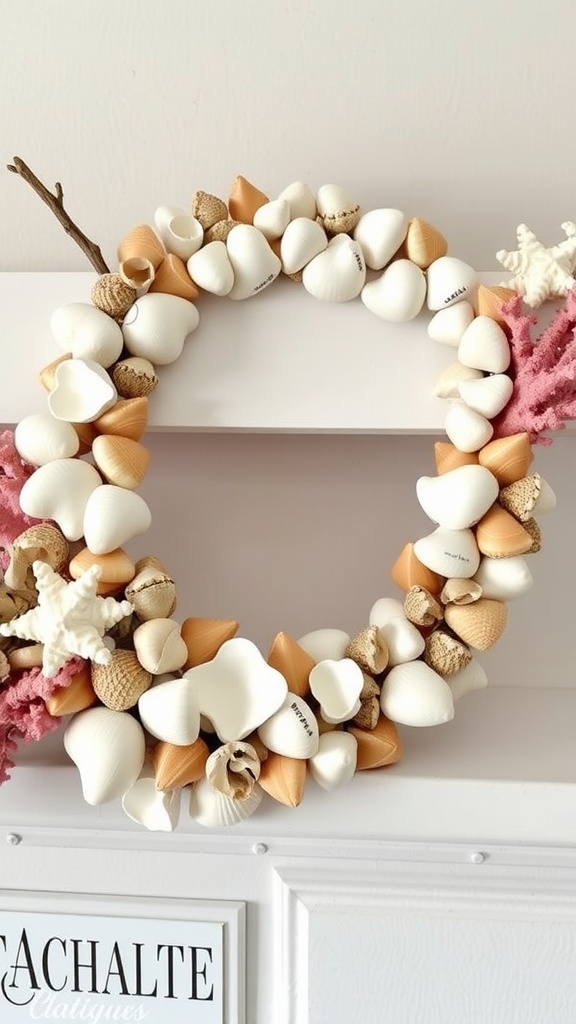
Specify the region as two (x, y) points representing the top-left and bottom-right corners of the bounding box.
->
(122, 766), (181, 832)
(309, 731), (358, 791)
(138, 675), (200, 745)
(353, 208), (408, 270)
(280, 217), (327, 275)
(444, 401), (494, 452)
(20, 459), (101, 541)
(308, 658), (364, 724)
(302, 235), (366, 302)
(190, 777), (264, 828)
(64, 706), (146, 805)
(427, 300), (475, 346)
(252, 198), (290, 240)
(434, 362), (484, 399)
(426, 256), (478, 311)
(316, 183), (359, 222)
(361, 259), (426, 322)
(458, 373), (514, 418)
(14, 412), (79, 466)
(457, 315), (511, 373)
(133, 618), (188, 674)
(368, 597), (406, 626)
(381, 661), (455, 726)
(226, 224), (282, 300)
(48, 358), (117, 423)
(187, 240), (234, 296)
(297, 628), (351, 662)
(443, 659), (488, 702)
(83, 484), (152, 555)
(414, 526), (481, 578)
(257, 693), (319, 758)
(153, 205), (203, 259)
(416, 464), (499, 530)
(51, 303), (124, 368)
(472, 554), (533, 600)
(277, 181), (317, 220)
(122, 293), (199, 364)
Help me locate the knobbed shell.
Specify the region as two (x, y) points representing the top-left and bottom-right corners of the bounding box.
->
(413, 526), (481, 579)
(368, 598), (425, 665)
(64, 706), (146, 805)
(205, 741), (261, 800)
(190, 776), (264, 828)
(434, 361), (483, 400)
(443, 658), (488, 701)
(444, 401), (494, 453)
(458, 315), (511, 373)
(187, 240), (235, 296)
(253, 197), (290, 240)
(472, 554), (533, 601)
(297, 628), (351, 662)
(277, 180), (317, 220)
(280, 217), (328, 275)
(458, 373), (514, 419)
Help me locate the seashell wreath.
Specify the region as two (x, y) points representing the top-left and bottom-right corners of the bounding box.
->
(1, 157), (575, 832)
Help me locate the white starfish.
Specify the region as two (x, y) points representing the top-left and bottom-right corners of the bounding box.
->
(0, 560), (132, 678)
(496, 222), (576, 307)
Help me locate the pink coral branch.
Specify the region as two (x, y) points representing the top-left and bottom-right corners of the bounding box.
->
(0, 429), (38, 570)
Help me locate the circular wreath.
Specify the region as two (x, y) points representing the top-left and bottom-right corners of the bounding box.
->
(0, 159), (574, 831)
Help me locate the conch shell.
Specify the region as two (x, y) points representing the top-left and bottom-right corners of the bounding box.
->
(205, 741), (261, 800)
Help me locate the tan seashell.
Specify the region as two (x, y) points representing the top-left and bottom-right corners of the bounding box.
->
(204, 218), (239, 244)
(345, 625), (389, 675)
(112, 358), (159, 399)
(267, 631), (315, 697)
(523, 517), (542, 553)
(71, 421), (98, 455)
(8, 643), (45, 671)
(206, 741), (260, 800)
(424, 630), (471, 675)
(133, 618), (188, 675)
(390, 542), (444, 595)
(228, 175), (269, 223)
(0, 649), (10, 680)
(499, 473), (556, 522)
(475, 284), (516, 325)
(444, 598), (507, 651)
(151, 736), (210, 791)
(400, 217), (448, 269)
(38, 353), (72, 392)
(94, 397), (149, 441)
(118, 225), (165, 288)
(124, 556), (177, 621)
(181, 617), (240, 669)
(191, 190), (228, 230)
(258, 752), (307, 807)
(92, 648), (152, 711)
(348, 714), (403, 770)
(91, 273), (137, 320)
(352, 676), (381, 730)
(404, 585), (444, 626)
(4, 523), (69, 591)
(92, 435), (151, 490)
(316, 715), (340, 736)
(434, 441), (479, 475)
(440, 578), (483, 605)
(149, 253), (200, 301)
(69, 547), (136, 591)
(475, 504), (534, 558)
(45, 662), (97, 716)
(478, 433), (533, 486)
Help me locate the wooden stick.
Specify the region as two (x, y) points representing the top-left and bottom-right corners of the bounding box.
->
(7, 156), (110, 275)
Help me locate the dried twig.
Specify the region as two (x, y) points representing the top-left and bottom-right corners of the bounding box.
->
(7, 156), (110, 274)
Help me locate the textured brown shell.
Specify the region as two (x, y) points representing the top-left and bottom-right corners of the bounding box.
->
(112, 360), (159, 399)
(346, 625), (389, 675)
(91, 649), (152, 711)
(444, 598), (507, 651)
(424, 630), (471, 675)
(499, 474), (541, 522)
(191, 190), (228, 230)
(404, 585), (444, 627)
(91, 273), (137, 319)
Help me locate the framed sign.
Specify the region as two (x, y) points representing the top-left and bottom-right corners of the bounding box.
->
(0, 890), (245, 1024)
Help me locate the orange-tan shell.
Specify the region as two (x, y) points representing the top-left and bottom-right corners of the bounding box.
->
(475, 504), (534, 558)
(152, 736), (210, 791)
(434, 441), (479, 475)
(267, 631), (315, 698)
(69, 547), (136, 591)
(478, 433), (533, 487)
(45, 662), (98, 716)
(475, 284), (516, 325)
(258, 751), (307, 807)
(391, 542), (445, 595)
(94, 397), (149, 441)
(92, 435), (151, 490)
(181, 617), (240, 669)
(228, 175), (269, 224)
(347, 715), (403, 770)
(444, 598), (507, 651)
(149, 253), (200, 301)
(397, 217), (448, 269)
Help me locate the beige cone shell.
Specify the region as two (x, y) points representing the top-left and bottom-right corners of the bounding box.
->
(151, 736), (210, 791)
(398, 217), (448, 269)
(149, 253), (200, 301)
(112, 357), (159, 399)
(205, 741), (261, 801)
(8, 643), (44, 671)
(475, 284), (516, 326)
(133, 618), (188, 675)
(45, 662), (98, 716)
(38, 353), (71, 392)
(434, 441), (479, 475)
(267, 631), (315, 697)
(258, 752), (307, 807)
(91, 273), (137, 320)
(403, 585), (444, 627)
(390, 542), (445, 595)
(181, 617), (240, 669)
(424, 630), (471, 675)
(478, 433), (533, 486)
(440, 578), (482, 605)
(118, 225), (165, 288)
(444, 598), (507, 651)
(94, 397), (149, 441)
(92, 435), (151, 490)
(71, 421), (99, 456)
(345, 625), (389, 674)
(69, 547), (136, 593)
(347, 714), (403, 770)
(4, 523), (69, 591)
(124, 556), (177, 621)
(352, 676), (381, 730)
(228, 175), (269, 223)
(92, 649), (153, 711)
(475, 504), (534, 558)
(191, 190), (228, 230)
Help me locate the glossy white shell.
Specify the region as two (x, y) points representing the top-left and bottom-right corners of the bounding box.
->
(444, 401), (494, 452)
(189, 777), (264, 828)
(226, 224), (281, 300)
(280, 217), (327, 275)
(64, 706), (146, 805)
(252, 198), (290, 240)
(19, 459), (101, 541)
(434, 361), (483, 399)
(83, 484), (152, 555)
(308, 658), (364, 723)
(443, 659), (488, 701)
(426, 256), (478, 310)
(381, 661), (455, 726)
(416, 464), (499, 529)
(187, 240), (235, 296)
(48, 358), (117, 423)
(122, 293), (199, 364)
(133, 618), (188, 674)
(257, 693), (319, 758)
(353, 208), (408, 270)
(138, 675), (200, 745)
(458, 373), (514, 418)
(297, 628), (351, 662)
(427, 300), (475, 346)
(472, 554), (533, 600)
(51, 303), (124, 368)
(309, 731), (358, 791)
(277, 181), (317, 220)
(361, 259), (426, 322)
(413, 526), (481, 578)
(457, 315), (511, 373)
(122, 767), (181, 832)
(316, 183), (359, 223)
(153, 205), (204, 259)
(302, 235), (366, 302)
(14, 412), (79, 466)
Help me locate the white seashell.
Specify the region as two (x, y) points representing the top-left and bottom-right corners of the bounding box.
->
(277, 181), (317, 220)
(153, 206), (203, 259)
(302, 235), (366, 302)
(190, 777), (264, 828)
(427, 300), (475, 346)
(14, 412), (79, 466)
(532, 476), (557, 516)
(226, 224), (281, 300)
(353, 208), (408, 270)
(20, 459), (101, 541)
(316, 184), (360, 230)
(187, 240), (234, 296)
(458, 373), (514, 418)
(368, 597), (406, 626)
(122, 293), (199, 365)
(377, 617), (425, 667)
(443, 659), (488, 702)
(297, 628), (351, 662)
(280, 217), (327, 275)
(48, 358), (117, 423)
(434, 362), (484, 399)
(258, 693), (319, 758)
(51, 303), (123, 368)
(122, 766), (181, 832)
(426, 256), (478, 311)
(472, 554), (533, 600)
(138, 675), (200, 745)
(361, 259), (426, 322)
(133, 618), (188, 674)
(414, 526), (481, 578)
(381, 661), (455, 726)
(185, 637), (288, 743)
(64, 706), (146, 805)
(308, 658), (364, 724)
(444, 401), (494, 452)
(83, 484), (152, 555)
(252, 198), (290, 240)
(457, 315), (511, 373)
(309, 731), (358, 791)
(416, 465), (499, 530)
